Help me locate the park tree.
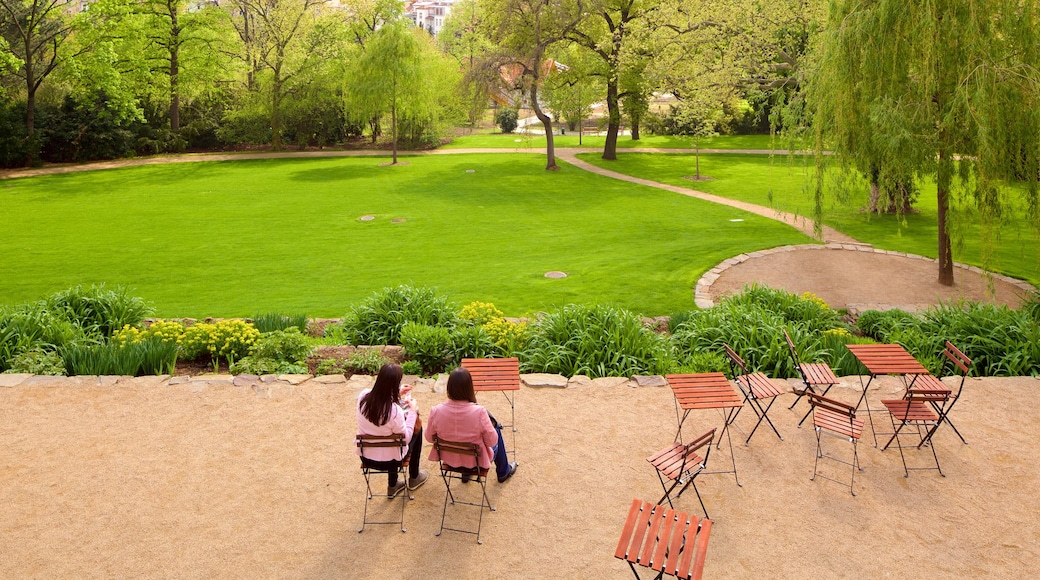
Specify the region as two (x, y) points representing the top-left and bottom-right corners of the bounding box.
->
(228, 0), (342, 150)
(542, 44), (601, 142)
(483, 0), (585, 170)
(342, 0), (401, 47)
(439, 0), (496, 129)
(345, 20), (459, 163)
(565, 0), (659, 160)
(812, 0), (1040, 286)
(0, 0), (81, 139)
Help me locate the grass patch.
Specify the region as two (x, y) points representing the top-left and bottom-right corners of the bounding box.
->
(443, 132), (777, 150)
(0, 154), (811, 317)
(578, 152), (1040, 285)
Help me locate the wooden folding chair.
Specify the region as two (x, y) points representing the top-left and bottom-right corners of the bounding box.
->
(432, 435), (496, 544)
(808, 393), (864, 496)
(903, 341), (971, 445)
(646, 428), (716, 518)
(784, 329), (841, 427)
(614, 498), (713, 580)
(723, 343), (784, 445)
(356, 434), (412, 533)
(462, 357), (520, 460)
(880, 389), (950, 478)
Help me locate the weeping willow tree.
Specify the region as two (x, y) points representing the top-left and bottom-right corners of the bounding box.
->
(811, 0), (1040, 286)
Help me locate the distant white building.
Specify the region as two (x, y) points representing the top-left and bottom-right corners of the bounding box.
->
(406, 0), (458, 36)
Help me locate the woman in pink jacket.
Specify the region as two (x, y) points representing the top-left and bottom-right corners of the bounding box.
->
(426, 367), (518, 483)
(356, 363), (429, 497)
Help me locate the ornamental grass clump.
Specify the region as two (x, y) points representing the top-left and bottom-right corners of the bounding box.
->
(45, 284), (152, 338)
(252, 312), (308, 334)
(520, 304), (671, 378)
(341, 286), (458, 346)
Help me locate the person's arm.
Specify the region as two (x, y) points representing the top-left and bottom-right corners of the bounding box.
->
(424, 405), (437, 443)
(478, 406), (498, 450)
(389, 402), (415, 442)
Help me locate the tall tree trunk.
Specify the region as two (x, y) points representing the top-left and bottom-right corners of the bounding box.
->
(530, 82), (557, 170)
(868, 165), (880, 212)
(602, 80), (619, 160)
(271, 65), (283, 150)
(169, 3), (180, 133)
(630, 115), (640, 140)
(936, 148), (954, 286)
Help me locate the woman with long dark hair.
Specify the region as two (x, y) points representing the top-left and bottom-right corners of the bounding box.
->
(356, 362), (428, 497)
(425, 367), (518, 483)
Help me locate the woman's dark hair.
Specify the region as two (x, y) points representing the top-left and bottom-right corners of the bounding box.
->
(446, 367), (477, 404)
(360, 363), (403, 426)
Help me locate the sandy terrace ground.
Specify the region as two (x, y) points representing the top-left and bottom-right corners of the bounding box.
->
(2, 373), (1039, 578)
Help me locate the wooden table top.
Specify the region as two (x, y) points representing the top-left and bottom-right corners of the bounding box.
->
(846, 344), (930, 376)
(666, 373), (743, 410)
(462, 357), (520, 392)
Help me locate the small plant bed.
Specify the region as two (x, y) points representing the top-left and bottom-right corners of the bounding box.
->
(5, 284), (1039, 380)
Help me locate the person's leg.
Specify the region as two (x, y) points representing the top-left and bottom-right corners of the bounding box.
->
(492, 426), (510, 480)
(408, 428), (423, 480)
(361, 457), (400, 486)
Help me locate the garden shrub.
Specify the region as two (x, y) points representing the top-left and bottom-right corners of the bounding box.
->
(458, 301), (504, 327)
(855, 309), (917, 342)
(177, 320), (261, 370)
(4, 347), (66, 376)
(672, 350), (729, 375)
(315, 348), (390, 376)
(495, 108), (519, 133)
(112, 320), (186, 347)
(450, 325), (497, 362)
(667, 310), (697, 333)
(401, 360), (423, 375)
(46, 284), (152, 339)
(0, 302), (89, 372)
(520, 304), (671, 378)
(179, 323), (215, 361)
(458, 301), (529, 356)
(342, 286), (458, 346)
(400, 322), (453, 375)
(230, 328), (312, 375)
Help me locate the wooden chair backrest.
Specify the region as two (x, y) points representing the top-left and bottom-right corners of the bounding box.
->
(782, 329), (800, 363)
(807, 392), (856, 419)
(432, 436), (480, 458)
(356, 433), (407, 452)
(722, 343), (748, 376)
(686, 428), (716, 456)
(942, 341), (972, 376)
(462, 357), (520, 392)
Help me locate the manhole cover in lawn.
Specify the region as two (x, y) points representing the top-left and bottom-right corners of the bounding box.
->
(544, 271), (568, 279)
(359, 215), (375, 221)
(391, 218), (406, 223)
(466, 169), (475, 173)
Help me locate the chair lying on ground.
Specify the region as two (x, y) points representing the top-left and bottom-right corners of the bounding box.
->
(614, 498), (713, 580)
(723, 344), (784, 445)
(901, 341), (971, 444)
(808, 392), (864, 496)
(432, 435), (495, 544)
(356, 434), (413, 533)
(646, 428), (716, 518)
(784, 329), (841, 427)
(880, 389), (951, 478)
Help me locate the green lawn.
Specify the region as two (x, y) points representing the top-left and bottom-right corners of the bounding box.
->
(0, 154), (812, 317)
(443, 132), (777, 150)
(578, 152), (1040, 285)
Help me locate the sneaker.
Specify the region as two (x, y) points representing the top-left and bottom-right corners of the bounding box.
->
(498, 462), (518, 483)
(387, 480), (407, 499)
(408, 470), (429, 491)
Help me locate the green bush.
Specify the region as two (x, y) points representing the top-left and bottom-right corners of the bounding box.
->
(723, 285), (843, 333)
(520, 304), (671, 378)
(230, 328), (312, 375)
(0, 303), (89, 371)
(495, 108), (519, 133)
(315, 348), (390, 376)
(46, 284), (152, 338)
(401, 322), (453, 375)
(672, 350), (729, 375)
(177, 320), (261, 371)
(342, 286), (458, 345)
(401, 360), (423, 375)
(667, 310), (697, 333)
(3, 347), (66, 376)
(450, 325), (497, 361)
(252, 313), (308, 334)
(855, 309), (917, 341)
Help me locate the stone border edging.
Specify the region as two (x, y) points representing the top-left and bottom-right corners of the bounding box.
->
(694, 243), (1037, 309)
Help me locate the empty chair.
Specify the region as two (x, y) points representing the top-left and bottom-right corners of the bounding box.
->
(432, 435), (496, 544)
(807, 392), (864, 496)
(356, 434), (412, 533)
(723, 343), (784, 444)
(614, 498), (713, 580)
(646, 428), (716, 518)
(880, 389), (951, 478)
(784, 329), (841, 427)
(903, 341), (971, 444)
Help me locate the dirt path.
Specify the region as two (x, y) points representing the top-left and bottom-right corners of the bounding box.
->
(2, 373), (1038, 578)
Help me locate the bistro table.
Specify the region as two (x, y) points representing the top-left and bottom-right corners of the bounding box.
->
(666, 373), (744, 486)
(845, 343), (942, 446)
(463, 357), (520, 461)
